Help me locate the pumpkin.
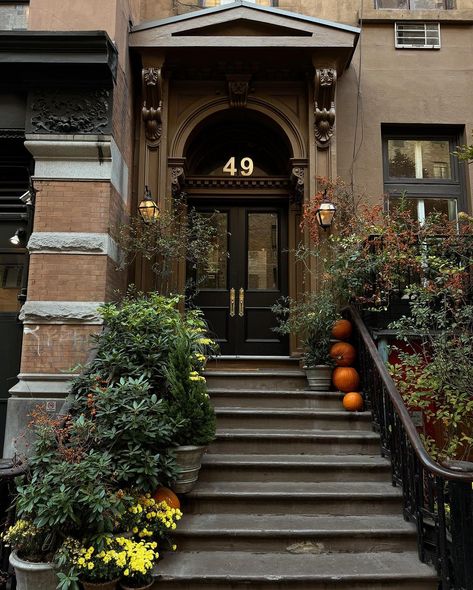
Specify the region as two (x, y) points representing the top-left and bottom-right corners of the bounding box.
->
(342, 391), (364, 412)
(329, 342), (356, 367)
(152, 487), (181, 510)
(331, 319), (353, 341)
(332, 366), (360, 393)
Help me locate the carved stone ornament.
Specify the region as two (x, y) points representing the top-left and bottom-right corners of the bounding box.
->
(314, 68), (337, 148)
(142, 67), (163, 143)
(290, 166), (305, 204)
(171, 166), (185, 198)
(30, 89), (111, 134)
(226, 74), (251, 108)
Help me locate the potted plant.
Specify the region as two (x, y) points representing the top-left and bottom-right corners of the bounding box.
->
(115, 537), (158, 590)
(2, 519), (57, 590)
(164, 327), (217, 493)
(273, 289), (339, 390)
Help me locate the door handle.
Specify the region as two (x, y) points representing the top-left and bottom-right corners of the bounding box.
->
(239, 288), (245, 317)
(230, 288), (235, 317)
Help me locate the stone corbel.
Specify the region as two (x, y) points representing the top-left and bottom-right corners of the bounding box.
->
(169, 158), (186, 199)
(142, 67), (163, 143)
(226, 74), (251, 108)
(314, 68), (337, 149)
(290, 159), (307, 204)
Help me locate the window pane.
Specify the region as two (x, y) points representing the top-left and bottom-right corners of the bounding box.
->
(388, 139), (451, 179)
(248, 213), (278, 290)
(390, 197), (457, 221)
(411, 0), (447, 8)
(196, 212), (228, 289)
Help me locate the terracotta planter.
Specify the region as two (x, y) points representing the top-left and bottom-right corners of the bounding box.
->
(82, 578), (120, 590)
(172, 445), (207, 493)
(304, 365), (332, 391)
(9, 550), (56, 590)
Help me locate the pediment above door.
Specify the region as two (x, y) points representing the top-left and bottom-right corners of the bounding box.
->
(130, 1), (359, 71)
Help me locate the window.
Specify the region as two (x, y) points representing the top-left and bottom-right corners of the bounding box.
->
(203, 0), (274, 6)
(376, 0), (454, 8)
(395, 22), (440, 48)
(383, 128), (464, 223)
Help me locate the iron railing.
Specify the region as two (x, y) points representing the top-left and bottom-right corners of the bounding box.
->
(345, 305), (473, 590)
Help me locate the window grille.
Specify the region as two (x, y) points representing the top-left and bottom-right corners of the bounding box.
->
(395, 22), (441, 48)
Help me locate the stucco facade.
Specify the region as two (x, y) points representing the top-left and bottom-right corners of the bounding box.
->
(0, 0), (472, 455)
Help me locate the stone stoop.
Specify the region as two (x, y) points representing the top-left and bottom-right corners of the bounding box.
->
(153, 359), (438, 589)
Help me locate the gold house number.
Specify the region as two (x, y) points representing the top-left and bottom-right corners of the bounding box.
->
(223, 156), (254, 177)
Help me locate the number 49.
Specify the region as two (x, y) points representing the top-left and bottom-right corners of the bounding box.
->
(223, 157), (254, 177)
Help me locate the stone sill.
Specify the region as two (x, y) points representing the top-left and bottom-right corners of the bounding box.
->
(360, 9), (473, 23)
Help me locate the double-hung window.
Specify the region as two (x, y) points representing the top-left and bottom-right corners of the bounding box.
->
(383, 127), (464, 222)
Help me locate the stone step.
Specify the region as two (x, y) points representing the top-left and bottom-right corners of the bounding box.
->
(206, 356), (301, 371)
(215, 408), (372, 431)
(199, 453), (392, 483)
(174, 514), (418, 553)
(182, 481), (403, 516)
(153, 550), (437, 589)
(209, 388), (344, 409)
(210, 428), (381, 455)
(204, 370), (307, 390)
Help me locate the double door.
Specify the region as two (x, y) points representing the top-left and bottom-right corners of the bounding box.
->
(192, 202), (288, 356)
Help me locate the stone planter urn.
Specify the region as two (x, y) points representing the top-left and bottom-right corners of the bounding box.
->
(172, 445), (207, 493)
(9, 550), (57, 590)
(304, 365), (332, 391)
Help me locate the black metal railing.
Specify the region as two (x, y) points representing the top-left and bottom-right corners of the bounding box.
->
(345, 305), (473, 590)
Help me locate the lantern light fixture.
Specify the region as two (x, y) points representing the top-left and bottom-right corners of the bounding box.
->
(315, 190), (336, 230)
(9, 228), (27, 247)
(138, 185), (160, 222)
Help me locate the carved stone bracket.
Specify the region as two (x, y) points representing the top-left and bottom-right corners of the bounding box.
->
(290, 161), (307, 204)
(170, 166), (185, 199)
(142, 67), (163, 143)
(314, 68), (337, 149)
(226, 74), (251, 108)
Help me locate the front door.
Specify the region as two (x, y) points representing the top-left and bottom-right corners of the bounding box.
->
(191, 202), (288, 355)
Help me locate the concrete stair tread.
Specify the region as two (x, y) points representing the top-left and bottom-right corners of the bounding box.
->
(215, 428), (379, 438)
(208, 388), (342, 395)
(205, 370), (306, 376)
(156, 550), (436, 581)
(187, 481), (402, 497)
(215, 408), (370, 417)
(176, 514), (417, 534)
(202, 453), (389, 466)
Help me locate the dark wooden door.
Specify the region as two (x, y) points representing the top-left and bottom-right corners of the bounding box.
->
(191, 202), (288, 355)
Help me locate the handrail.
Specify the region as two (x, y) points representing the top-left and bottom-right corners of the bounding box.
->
(344, 304), (473, 590)
(347, 305), (473, 481)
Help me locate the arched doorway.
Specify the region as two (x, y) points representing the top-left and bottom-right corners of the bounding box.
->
(184, 109), (293, 356)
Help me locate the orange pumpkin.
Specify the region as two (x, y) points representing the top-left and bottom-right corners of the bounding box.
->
(343, 391), (364, 412)
(329, 342), (356, 367)
(331, 319), (353, 341)
(153, 487), (181, 510)
(332, 366), (360, 393)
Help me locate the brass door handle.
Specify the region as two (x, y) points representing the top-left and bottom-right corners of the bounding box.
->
(230, 288), (235, 317)
(239, 288), (245, 317)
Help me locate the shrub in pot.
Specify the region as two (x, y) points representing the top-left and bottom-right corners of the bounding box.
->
(273, 289), (339, 390)
(164, 328), (217, 492)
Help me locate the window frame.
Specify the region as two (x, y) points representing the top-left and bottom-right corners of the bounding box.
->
(375, 0), (455, 9)
(382, 127), (466, 216)
(394, 22), (441, 49)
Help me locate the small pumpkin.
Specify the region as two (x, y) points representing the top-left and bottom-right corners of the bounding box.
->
(153, 486), (181, 510)
(331, 319), (353, 341)
(342, 391), (364, 412)
(332, 366), (360, 393)
(329, 341), (356, 367)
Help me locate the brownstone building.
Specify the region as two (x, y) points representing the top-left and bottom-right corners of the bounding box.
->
(0, 2), (472, 584)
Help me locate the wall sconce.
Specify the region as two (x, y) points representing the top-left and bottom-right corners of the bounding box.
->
(9, 228), (27, 247)
(138, 186), (160, 222)
(315, 190), (336, 230)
